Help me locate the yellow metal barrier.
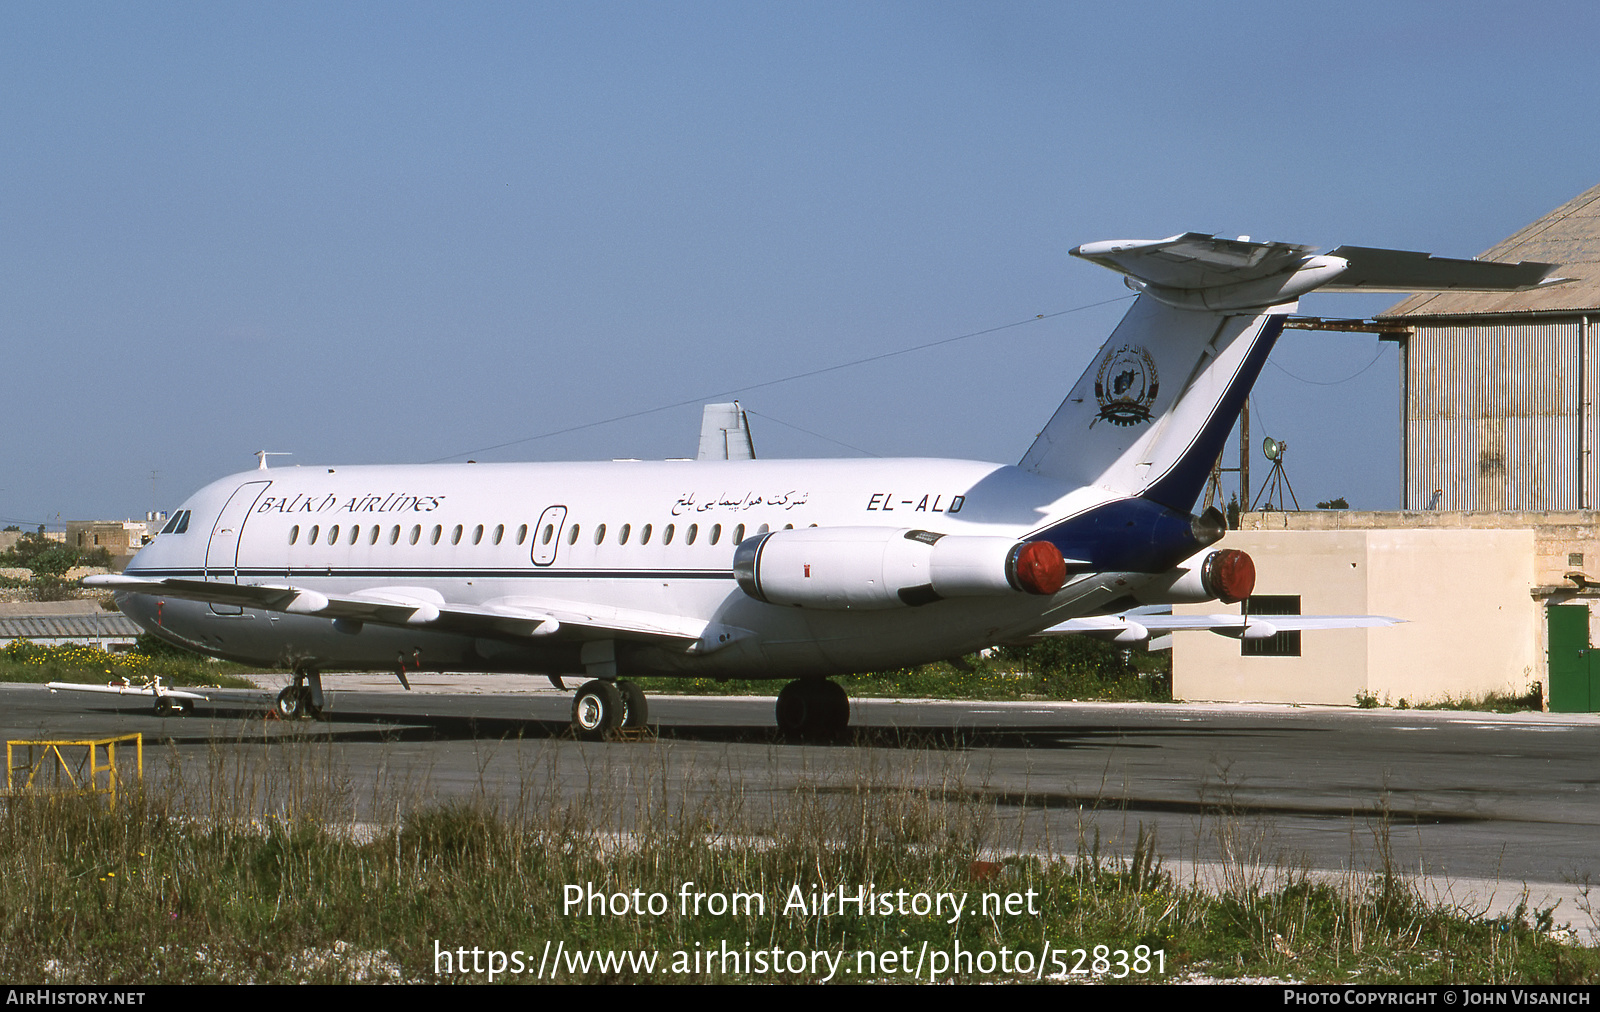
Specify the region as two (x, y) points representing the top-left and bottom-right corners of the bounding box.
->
(5, 734), (143, 809)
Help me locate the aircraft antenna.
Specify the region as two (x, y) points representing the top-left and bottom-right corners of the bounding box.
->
(254, 451), (293, 471)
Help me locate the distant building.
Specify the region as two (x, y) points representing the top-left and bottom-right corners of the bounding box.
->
(0, 530), (65, 553)
(65, 520), (156, 557)
(1381, 181), (1600, 510)
(1175, 183), (1600, 712)
(0, 600), (144, 652)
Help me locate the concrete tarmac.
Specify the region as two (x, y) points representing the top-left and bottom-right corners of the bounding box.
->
(7, 677), (1600, 935)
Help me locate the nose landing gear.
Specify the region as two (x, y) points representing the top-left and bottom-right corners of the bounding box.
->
(275, 666), (326, 720)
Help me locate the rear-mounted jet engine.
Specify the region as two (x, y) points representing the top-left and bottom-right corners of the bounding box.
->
(732, 527), (1067, 609)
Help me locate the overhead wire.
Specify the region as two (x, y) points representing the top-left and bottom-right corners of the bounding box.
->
(1265, 343), (1391, 386)
(743, 409), (882, 458)
(422, 294), (1135, 463)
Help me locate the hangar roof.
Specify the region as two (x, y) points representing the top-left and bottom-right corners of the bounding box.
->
(1380, 181), (1600, 318)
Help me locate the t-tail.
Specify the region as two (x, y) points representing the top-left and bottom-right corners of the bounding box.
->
(1023, 232), (1567, 511)
(1018, 232), (1566, 571)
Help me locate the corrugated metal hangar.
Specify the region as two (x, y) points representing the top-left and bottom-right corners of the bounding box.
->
(1176, 182), (1600, 711)
(1387, 182), (1600, 511)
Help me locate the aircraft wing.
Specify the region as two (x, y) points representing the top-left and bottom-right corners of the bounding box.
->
(83, 575), (725, 652)
(1038, 611), (1403, 645)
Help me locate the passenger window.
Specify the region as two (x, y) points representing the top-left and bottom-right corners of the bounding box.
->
(473, 524), (484, 545)
(390, 525), (401, 545)
(493, 524), (504, 545)
(542, 524), (555, 545)
(686, 524), (698, 545)
(431, 525), (442, 545)
(328, 525), (340, 545)
(619, 524), (631, 545)
(783, 524), (793, 530)
(595, 523), (607, 545)
(289, 525), (300, 545)
(757, 524), (769, 535)
(567, 524), (580, 546)
(410, 525), (421, 545)
(733, 524), (745, 543)
(349, 525), (361, 545)
(710, 524), (721, 545)
(452, 524), (463, 545)
(640, 524), (652, 545)
(309, 525), (320, 543)
(369, 525), (380, 545)
(663, 524), (675, 545)
(517, 524), (528, 545)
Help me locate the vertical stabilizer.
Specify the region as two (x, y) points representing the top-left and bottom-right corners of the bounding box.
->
(697, 401), (756, 460)
(1019, 295), (1287, 513)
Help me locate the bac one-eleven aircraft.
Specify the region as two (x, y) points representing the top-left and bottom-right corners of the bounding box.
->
(89, 233), (1563, 738)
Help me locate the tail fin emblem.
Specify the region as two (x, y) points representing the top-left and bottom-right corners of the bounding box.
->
(1092, 344), (1159, 427)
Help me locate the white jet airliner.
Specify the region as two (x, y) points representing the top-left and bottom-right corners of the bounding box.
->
(89, 233), (1563, 738)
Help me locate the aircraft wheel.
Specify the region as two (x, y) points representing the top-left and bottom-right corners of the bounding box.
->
(276, 686), (302, 720)
(176, 697), (195, 715)
(616, 680), (649, 729)
(776, 679), (850, 741)
(571, 679), (623, 740)
(153, 698), (175, 718)
(816, 679), (850, 738)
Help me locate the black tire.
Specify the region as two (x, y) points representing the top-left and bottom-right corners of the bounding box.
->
(153, 698), (175, 718)
(815, 679), (850, 738)
(571, 679), (623, 740)
(176, 697), (194, 715)
(616, 680), (649, 729)
(775, 679), (808, 737)
(775, 679), (849, 740)
(276, 686), (302, 720)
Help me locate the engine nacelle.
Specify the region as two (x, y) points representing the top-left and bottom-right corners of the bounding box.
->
(1131, 547), (1255, 605)
(733, 527), (1067, 610)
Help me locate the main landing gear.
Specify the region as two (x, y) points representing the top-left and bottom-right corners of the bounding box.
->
(275, 665), (326, 721)
(775, 678), (850, 741)
(569, 679), (649, 741)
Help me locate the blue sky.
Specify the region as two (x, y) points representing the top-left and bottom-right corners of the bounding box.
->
(4, 2), (1598, 525)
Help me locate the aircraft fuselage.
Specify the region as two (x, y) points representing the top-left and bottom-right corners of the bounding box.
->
(120, 456), (1160, 679)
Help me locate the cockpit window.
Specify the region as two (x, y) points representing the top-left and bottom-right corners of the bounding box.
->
(161, 510), (192, 535)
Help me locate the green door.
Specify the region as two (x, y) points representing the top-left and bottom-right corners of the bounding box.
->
(1547, 604), (1600, 712)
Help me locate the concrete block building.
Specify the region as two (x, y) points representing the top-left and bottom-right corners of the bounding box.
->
(1175, 183), (1600, 711)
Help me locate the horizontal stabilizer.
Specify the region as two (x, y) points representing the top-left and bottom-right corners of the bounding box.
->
(1071, 233), (1565, 312)
(1072, 233), (1316, 291)
(1321, 245), (1570, 294)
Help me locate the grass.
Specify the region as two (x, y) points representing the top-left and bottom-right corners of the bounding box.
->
(1354, 685), (1547, 714)
(636, 638), (1172, 703)
(0, 743), (1594, 984)
(1413, 686), (1546, 714)
(0, 639), (258, 690)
